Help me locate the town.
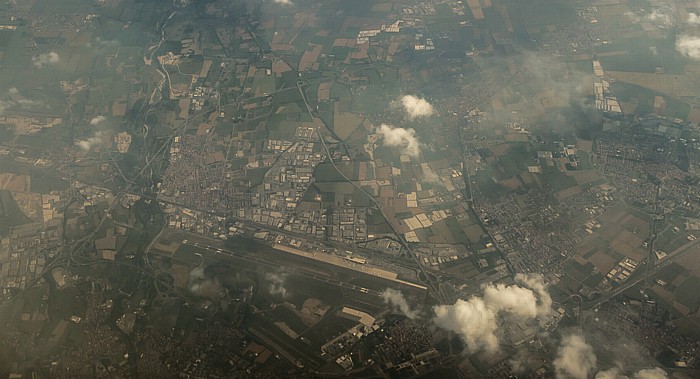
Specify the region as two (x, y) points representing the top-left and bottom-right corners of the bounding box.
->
(0, 0), (699, 378)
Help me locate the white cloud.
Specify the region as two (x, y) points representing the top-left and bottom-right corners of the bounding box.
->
(95, 37), (120, 47)
(75, 140), (92, 151)
(187, 266), (222, 297)
(265, 272), (289, 297)
(594, 367), (667, 379)
(0, 101), (11, 115)
(189, 266), (205, 282)
(432, 278), (551, 353)
(32, 52), (60, 68)
(624, 11), (639, 23)
(676, 35), (700, 60)
(0, 87), (45, 114)
(688, 13), (700, 25)
(633, 368), (667, 379)
(625, 8), (675, 26)
(482, 283), (539, 318)
(554, 334), (597, 379)
(646, 8), (673, 26)
(274, 0), (293, 4)
(376, 123), (421, 157)
(76, 116), (109, 151)
(90, 115), (107, 126)
(433, 296), (500, 352)
(382, 288), (419, 319)
(595, 367), (625, 379)
(16, 98), (42, 109)
(400, 95), (434, 119)
(75, 131), (105, 151)
(515, 273), (553, 318)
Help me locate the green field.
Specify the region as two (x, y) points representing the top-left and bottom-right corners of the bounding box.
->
(597, 34), (686, 75)
(444, 217), (473, 246)
(654, 215), (691, 253)
(494, 143), (532, 180)
(332, 110), (363, 140)
(0, 190), (30, 236)
(267, 118), (302, 140)
(178, 55), (204, 75)
(313, 162), (348, 182)
(352, 89), (391, 115)
(674, 276), (700, 310)
(612, 81), (690, 119)
(252, 70), (276, 96)
(577, 151), (594, 170)
(540, 166), (577, 191)
(246, 167), (270, 187)
(473, 170), (507, 200)
(518, 0), (577, 32)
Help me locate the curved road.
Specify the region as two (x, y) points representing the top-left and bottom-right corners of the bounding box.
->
(295, 82), (444, 303)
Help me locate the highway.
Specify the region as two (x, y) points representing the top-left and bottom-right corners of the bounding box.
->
(0, 81), (226, 311)
(295, 82), (444, 303)
(151, 189), (424, 276)
(586, 238), (700, 310)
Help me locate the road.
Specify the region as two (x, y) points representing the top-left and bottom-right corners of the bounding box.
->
(0, 84), (221, 311)
(587, 238), (700, 310)
(150, 189), (423, 278)
(295, 82), (444, 303)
